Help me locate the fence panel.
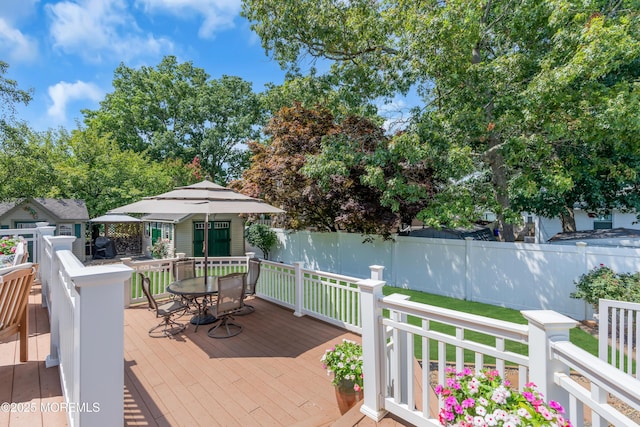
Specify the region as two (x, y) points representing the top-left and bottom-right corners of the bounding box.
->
(256, 260), (296, 309)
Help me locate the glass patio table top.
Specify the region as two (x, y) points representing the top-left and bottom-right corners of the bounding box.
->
(167, 276), (219, 297)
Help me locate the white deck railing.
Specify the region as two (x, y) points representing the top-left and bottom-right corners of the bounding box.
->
(258, 260), (363, 333)
(599, 298), (639, 379)
(31, 223), (640, 427)
(37, 225), (133, 427)
(122, 255), (249, 306)
(356, 279), (640, 426)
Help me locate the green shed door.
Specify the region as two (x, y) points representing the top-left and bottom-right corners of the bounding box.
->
(193, 221), (230, 257)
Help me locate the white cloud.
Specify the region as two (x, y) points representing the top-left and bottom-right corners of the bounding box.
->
(47, 80), (103, 121)
(135, 0), (241, 38)
(0, 18), (38, 62)
(46, 0), (174, 62)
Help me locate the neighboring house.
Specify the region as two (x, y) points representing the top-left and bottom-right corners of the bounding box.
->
(547, 227), (640, 248)
(533, 209), (639, 243)
(142, 213), (246, 258)
(0, 198), (89, 261)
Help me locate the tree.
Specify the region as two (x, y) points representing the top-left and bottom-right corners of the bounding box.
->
(53, 127), (191, 218)
(237, 104), (436, 238)
(242, 0), (640, 239)
(0, 122), (61, 201)
(0, 61), (32, 126)
(244, 223), (277, 260)
(83, 56), (263, 182)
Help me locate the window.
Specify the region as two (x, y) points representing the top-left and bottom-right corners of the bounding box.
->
(593, 213), (613, 230)
(57, 224), (74, 236)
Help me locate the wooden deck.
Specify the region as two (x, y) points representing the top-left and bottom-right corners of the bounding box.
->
(1, 286), (412, 427)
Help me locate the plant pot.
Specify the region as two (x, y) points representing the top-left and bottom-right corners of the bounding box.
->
(334, 379), (363, 415)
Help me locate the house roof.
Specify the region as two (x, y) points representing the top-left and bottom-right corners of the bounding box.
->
(407, 225), (496, 241)
(0, 198), (89, 221)
(548, 227), (640, 241)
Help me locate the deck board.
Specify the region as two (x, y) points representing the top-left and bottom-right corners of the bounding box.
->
(1, 286), (412, 427)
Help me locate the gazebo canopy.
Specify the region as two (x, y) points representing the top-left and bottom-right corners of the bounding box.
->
(90, 213), (142, 223)
(109, 180), (284, 216)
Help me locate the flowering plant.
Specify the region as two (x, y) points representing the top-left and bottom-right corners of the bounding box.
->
(321, 339), (364, 392)
(149, 239), (171, 259)
(571, 264), (640, 305)
(0, 236), (20, 255)
(435, 368), (571, 427)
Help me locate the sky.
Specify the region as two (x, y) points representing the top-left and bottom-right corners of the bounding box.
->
(0, 0), (290, 131)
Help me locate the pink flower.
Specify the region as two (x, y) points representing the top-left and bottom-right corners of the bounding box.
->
(549, 400), (564, 413)
(353, 383), (361, 392)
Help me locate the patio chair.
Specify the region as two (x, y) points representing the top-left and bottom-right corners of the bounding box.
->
(235, 257), (261, 316)
(207, 272), (246, 338)
(0, 263), (36, 362)
(139, 273), (189, 338)
(173, 258), (196, 281)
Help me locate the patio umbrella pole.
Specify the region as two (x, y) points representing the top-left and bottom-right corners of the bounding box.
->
(204, 212), (209, 287)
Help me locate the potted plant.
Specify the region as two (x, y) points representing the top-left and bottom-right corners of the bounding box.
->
(435, 367), (572, 427)
(321, 339), (364, 414)
(0, 236), (21, 265)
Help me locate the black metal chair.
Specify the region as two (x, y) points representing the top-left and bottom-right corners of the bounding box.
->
(235, 257), (261, 316)
(139, 273), (189, 338)
(207, 272), (246, 338)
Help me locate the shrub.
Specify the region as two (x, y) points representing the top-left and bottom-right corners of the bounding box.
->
(149, 239), (171, 259)
(245, 223), (277, 260)
(570, 264), (640, 306)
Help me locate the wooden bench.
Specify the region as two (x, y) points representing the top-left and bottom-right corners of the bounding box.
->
(0, 263), (36, 362)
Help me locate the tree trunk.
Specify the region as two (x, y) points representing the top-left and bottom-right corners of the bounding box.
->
(560, 207), (577, 233)
(485, 137), (515, 242)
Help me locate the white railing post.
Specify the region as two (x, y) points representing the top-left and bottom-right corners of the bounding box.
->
(369, 265), (384, 281)
(293, 261), (304, 317)
(358, 278), (387, 422)
(45, 236), (76, 368)
(521, 310), (577, 414)
(70, 263), (132, 427)
(36, 225), (56, 308)
(245, 251), (256, 259)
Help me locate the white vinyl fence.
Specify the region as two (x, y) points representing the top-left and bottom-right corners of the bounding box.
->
(265, 230), (640, 320)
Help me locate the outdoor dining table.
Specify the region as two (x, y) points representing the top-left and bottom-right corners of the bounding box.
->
(167, 276), (219, 330)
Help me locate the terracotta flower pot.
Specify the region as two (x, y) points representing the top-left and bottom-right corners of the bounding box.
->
(334, 379), (363, 415)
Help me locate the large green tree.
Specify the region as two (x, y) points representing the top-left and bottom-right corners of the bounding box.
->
(237, 104), (436, 237)
(242, 0), (640, 240)
(53, 127), (196, 218)
(83, 56), (263, 183)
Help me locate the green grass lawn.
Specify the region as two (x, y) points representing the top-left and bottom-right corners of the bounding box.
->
(382, 286), (599, 363)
